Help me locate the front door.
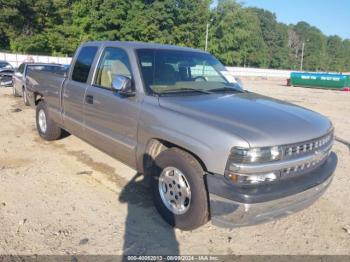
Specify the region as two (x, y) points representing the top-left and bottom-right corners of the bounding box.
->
(84, 47), (140, 168)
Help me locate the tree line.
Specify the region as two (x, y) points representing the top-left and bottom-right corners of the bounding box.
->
(1, 0), (350, 71)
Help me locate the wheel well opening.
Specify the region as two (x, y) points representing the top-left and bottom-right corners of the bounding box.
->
(143, 139), (208, 173)
(34, 93), (44, 105)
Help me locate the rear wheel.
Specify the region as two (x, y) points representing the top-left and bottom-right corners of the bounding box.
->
(151, 148), (209, 230)
(36, 101), (62, 141)
(23, 87), (30, 106)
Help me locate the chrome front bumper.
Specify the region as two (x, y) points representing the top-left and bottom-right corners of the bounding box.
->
(207, 152), (337, 228)
(0, 80), (12, 87)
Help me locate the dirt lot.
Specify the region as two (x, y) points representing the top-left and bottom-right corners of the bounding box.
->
(0, 78), (349, 256)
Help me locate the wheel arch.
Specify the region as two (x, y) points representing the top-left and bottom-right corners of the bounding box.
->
(141, 138), (208, 175)
(34, 92), (44, 105)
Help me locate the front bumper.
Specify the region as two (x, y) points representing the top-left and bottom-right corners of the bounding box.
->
(0, 77), (13, 87)
(207, 152), (337, 228)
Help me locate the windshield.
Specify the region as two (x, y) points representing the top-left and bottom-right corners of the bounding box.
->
(0, 62), (12, 69)
(136, 49), (243, 95)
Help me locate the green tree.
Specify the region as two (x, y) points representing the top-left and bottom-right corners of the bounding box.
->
(0, 0), (65, 53)
(210, 0), (268, 67)
(293, 22), (327, 71)
(343, 40), (350, 72)
(249, 8), (290, 69)
(326, 35), (345, 72)
(120, 0), (210, 47)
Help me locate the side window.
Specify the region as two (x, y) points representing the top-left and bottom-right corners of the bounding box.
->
(18, 64), (25, 74)
(94, 47), (132, 89)
(72, 46), (98, 83)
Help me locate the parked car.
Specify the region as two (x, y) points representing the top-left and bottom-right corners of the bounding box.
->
(0, 60), (14, 87)
(26, 41), (337, 230)
(12, 63), (67, 106)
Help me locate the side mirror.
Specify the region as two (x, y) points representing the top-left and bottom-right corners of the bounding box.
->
(112, 75), (135, 96)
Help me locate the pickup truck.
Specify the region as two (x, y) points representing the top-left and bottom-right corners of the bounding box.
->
(26, 41), (337, 230)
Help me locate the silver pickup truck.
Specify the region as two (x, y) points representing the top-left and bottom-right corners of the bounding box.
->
(26, 41), (337, 230)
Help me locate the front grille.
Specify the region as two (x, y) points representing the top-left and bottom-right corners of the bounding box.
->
(0, 75), (12, 82)
(280, 151), (329, 178)
(280, 131), (334, 179)
(283, 131), (333, 158)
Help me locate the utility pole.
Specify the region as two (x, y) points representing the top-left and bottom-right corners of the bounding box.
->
(205, 22), (209, 52)
(300, 42), (305, 71)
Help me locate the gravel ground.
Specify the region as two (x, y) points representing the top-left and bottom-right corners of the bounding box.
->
(0, 78), (349, 256)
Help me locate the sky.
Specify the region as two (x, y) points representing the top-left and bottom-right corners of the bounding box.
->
(216, 0), (350, 40)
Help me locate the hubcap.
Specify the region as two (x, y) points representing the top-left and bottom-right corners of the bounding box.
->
(158, 167), (191, 215)
(38, 109), (47, 133)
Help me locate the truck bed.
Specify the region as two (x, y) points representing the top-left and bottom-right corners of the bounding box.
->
(26, 68), (67, 124)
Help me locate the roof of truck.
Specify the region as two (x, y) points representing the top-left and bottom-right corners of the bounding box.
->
(82, 41), (206, 53)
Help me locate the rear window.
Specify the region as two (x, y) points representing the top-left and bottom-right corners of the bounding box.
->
(72, 46), (98, 83)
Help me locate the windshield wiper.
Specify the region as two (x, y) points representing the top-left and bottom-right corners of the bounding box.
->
(208, 87), (244, 93)
(160, 88), (213, 95)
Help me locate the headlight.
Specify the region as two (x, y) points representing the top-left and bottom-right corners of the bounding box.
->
(226, 171), (280, 186)
(229, 146), (282, 165)
(225, 146), (283, 186)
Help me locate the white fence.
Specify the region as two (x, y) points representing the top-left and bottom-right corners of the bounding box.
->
(226, 67), (292, 78)
(0, 52), (72, 67)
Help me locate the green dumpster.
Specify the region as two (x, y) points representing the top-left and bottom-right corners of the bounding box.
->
(290, 72), (350, 90)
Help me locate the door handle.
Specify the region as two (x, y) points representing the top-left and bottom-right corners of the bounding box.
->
(86, 95), (94, 104)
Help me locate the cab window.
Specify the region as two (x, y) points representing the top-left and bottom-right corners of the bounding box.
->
(18, 64), (25, 74)
(94, 47), (132, 89)
(72, 46), (98, 83)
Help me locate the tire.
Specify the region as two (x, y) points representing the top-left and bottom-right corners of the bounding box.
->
(23, 87), (30, 106)
(36, 100), (62, 141)
(151, 147), (209, 230)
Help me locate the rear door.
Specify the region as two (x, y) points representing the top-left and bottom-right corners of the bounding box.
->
(62, 46), (98, 136)
(84, 47), (140, 168)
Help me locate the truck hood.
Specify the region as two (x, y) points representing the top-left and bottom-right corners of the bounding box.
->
(158, 92), (332, 147)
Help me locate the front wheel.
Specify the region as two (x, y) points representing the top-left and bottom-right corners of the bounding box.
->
(151, 148), (209, 230)
(36, 101), (62, 141)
